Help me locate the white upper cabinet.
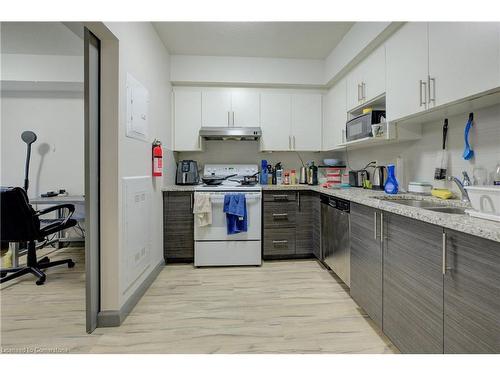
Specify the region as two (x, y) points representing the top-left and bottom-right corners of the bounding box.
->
(323, 79), (347, 150)
(202, 89), (260, 127)
(202, 90), (232, 127)
(173, 90), (202, 151)
(291, 94), (322, 151)
(346, 45), (385, 111)
(360, 46), (386, 102)
(260, 92), (292, 151)
(386, 22), (429, 121)
(230, 89), (260, 127)
(427, 22), (500, 108)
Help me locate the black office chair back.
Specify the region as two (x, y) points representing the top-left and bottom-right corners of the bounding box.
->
(0, 186), (41, 242)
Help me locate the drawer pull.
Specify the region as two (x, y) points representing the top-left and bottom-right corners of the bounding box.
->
(272, 213), (288, 219)
(272, 195), (289, 201)
(272, 240), (288, 246)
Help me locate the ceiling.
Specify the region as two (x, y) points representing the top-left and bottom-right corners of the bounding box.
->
(153, 22), (354, 59)
(0, 22), (83, 56)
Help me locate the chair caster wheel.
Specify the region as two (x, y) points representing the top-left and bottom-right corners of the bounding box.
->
(39, 256), (50, 264)
(1, 272), (6, 278)
(68, 261), (75, 268)
(36, 277), (46, 285)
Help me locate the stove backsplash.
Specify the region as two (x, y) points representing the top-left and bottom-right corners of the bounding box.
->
(176, 141), (337, 173)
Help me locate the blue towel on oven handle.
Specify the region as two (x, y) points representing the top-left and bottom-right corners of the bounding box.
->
(223, 193), (248, 235)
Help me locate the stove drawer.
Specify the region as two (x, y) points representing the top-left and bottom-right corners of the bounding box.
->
(264, 201), (297, 228)
(264, 228), (296, 256)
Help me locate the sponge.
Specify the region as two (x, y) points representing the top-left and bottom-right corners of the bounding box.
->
(431, 188), (453, 200)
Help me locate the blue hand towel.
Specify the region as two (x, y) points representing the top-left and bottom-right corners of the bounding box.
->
(223, 194), (247, 235)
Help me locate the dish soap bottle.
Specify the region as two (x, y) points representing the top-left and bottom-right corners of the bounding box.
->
(384, 164), (399, 194)
(494, 164), (500, 186)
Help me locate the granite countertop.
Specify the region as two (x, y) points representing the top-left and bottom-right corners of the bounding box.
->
(163, 184), (500, 243)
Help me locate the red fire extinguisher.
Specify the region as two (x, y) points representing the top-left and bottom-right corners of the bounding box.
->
(152, 139), (162, 177)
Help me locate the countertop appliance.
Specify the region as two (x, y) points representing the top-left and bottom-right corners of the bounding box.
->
(176, 160), (199, 185)
(371, 166), (387, 190)
(320, 195), (350, 286)
(194, 164), (262, 267)
(345, 110), (385, 142)
(349, 170), (368, 188)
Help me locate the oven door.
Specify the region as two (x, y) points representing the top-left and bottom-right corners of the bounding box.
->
(194, 191), (262, 241)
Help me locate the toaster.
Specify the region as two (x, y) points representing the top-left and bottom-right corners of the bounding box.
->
(176, 160), (199, 185)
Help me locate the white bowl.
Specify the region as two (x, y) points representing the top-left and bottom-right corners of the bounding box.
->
(464, 185), (500, 216)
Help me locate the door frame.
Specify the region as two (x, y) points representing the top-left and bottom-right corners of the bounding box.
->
(84, 28), (101, 333)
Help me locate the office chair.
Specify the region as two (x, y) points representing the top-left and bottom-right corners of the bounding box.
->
(0, 186), (77, 285)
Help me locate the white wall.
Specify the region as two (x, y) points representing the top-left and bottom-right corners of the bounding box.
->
(334, 104), (500, 195)
(101, 22), (175, 311)
(1, 93), (84, 196)
(170, 55), (325, 87)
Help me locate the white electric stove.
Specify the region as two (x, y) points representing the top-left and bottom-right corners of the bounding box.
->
(194, 164), (262, 267)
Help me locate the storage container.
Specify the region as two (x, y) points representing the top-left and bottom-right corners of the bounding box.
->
(464, 186), (500, 217)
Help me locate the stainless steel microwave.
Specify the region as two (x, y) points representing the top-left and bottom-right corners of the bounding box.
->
(345, 110), (386, 142)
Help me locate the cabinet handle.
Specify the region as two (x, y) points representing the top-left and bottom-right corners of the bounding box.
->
(273, 213), (288, 219)
(442, 231), (452, 275)
(362, 82), (366, 101)
(374, 212), (378, 240)
(380, 212), (384, 243)
(297, 192), (300, 209)
(293, 135), (296, 149)
(273, 194), (289, 201)
(428, 76), (436, 104)
(227, 111), (230, 126)
(232, 111), (235, 126)
(190, 193), (193, 210)
(289, 135), (291, 149)
(273, 240), (288, 245)
(419, 80), (424, 107)
(357, 84), (362, 101)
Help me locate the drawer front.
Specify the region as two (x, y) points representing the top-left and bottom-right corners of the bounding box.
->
(264, 228), (296, 256)
(263, 191), (297, 202)
(263, 201), (297, 228)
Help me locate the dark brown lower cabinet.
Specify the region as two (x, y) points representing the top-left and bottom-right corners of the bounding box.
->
(444, 230), (500, 353)
(263, 191), (316, 259)
(383, 213), (444, 354)
(350, 203), (383, 327)
(163, 191), (194, 262)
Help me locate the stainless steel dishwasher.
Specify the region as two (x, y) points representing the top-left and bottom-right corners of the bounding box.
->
(320, 195), (350, 287)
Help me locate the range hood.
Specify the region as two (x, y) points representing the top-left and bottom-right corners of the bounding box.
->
(199, 127), (262, 141)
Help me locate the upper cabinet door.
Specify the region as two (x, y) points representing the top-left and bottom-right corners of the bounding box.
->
(386, 22), (429, 122)
(173, 90), (202, 151)
(260, 92), (292, 151)
(231, 89), (260, 127)
(291, 94), (322, 151)
(360, 45), (386, 102)
(346, 64), (363, 111)
(202, 90), (232, 127)
(323, 79), (346, 150)
(428, 22), (500, 107)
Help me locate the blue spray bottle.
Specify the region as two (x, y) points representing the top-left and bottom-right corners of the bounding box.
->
(260, 160), (268, 185)
(384, 164), (399, 194)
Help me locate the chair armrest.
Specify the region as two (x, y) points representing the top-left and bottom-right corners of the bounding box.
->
(36, 204), (75, 228)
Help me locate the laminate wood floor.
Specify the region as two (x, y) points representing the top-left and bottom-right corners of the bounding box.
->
(1, 248), (397, 354)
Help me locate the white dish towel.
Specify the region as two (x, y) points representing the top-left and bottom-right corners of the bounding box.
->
(193, 193), (212, 226)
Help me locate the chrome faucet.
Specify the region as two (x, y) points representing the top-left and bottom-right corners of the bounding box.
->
(448, 173), (471, 204)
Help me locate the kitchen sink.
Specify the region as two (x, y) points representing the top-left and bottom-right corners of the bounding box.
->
(425, 207), (467, 215)
(374, 197), (467, 214)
